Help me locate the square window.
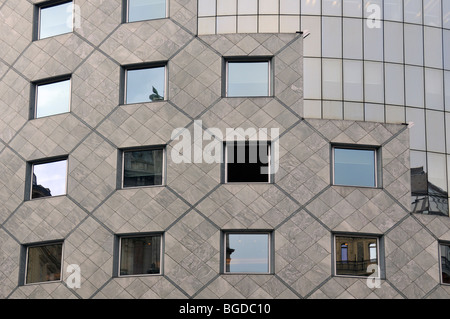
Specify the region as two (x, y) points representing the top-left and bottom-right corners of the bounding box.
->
(224, 232), (271, 274)
(25, 242), (63, 284)
(335, 235), (379, 277)
(226, 59), (271, 97)
(31, 158), (68, 199)
(125, 65), (166, 104)
(332, 146), (378, 187)
(34, 78), (71, 118)
(127, 0), (167, 22)
(224, 141), (271, 183)
(122, 147), (164, 188)
(38, 1), (73, 40)
(119, 234), (162, 276)
(440, 243), (450, 285)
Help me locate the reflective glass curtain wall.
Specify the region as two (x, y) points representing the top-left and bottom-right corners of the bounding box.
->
(198, 0), (450, 216)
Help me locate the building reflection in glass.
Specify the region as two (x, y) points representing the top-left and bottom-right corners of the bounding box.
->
(31, 159), (68, 199)
(119, 235), (161, 276)
(335, 236), (378, 277)
(411, 166), (449, 216)
(440, 244), (450, 285)
(26, 243), (63, 284)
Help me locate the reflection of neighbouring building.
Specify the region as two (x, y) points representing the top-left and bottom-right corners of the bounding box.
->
(441, 245), (450, 284)
(120, 236), (161, 276)
(31, 173), (51, 198)
(411, 167), (449, 216)
(336, 237), (377, 277)
(123, 150), (163, 187)
(225, 240), (235, 273)
(26, 244), (62, 284)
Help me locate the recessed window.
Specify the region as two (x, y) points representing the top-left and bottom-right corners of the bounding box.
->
(224, 141), (271, 183)
(332, 146), (378, 187)
(25, 242), (63, 284)
(125, 65), (166, 104)
(38, 1), (73, 39)
(440, 243), (450, 285)
(127, 0), (167, 22)
(119, 234), (162, 276)
(31, 158), (68, 199)
(34, 78), (71, 118)
(335, 235), (379, 277)
(225, 59), (271, 97)
(223, 232), (271, 274)
(122, 147), (164, 188)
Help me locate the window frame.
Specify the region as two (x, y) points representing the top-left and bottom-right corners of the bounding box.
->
(123, 0), (169, 23)
(35, 0), (74, 40)
(116, 232), (164, 277)
(222, 230), (273, 275)
(121, 62), (167, 105)
(23, 240), (64, 285)
(333, 233), (383, 279)
(27, 156), (69, 201)
(439, 241), (450, 286)
(331, 144), (381, 188)
(31, 75), (72, 119)
(120, 145), (166, 189)
(223, 57), (273, 98)
(223, 140), (273, 184)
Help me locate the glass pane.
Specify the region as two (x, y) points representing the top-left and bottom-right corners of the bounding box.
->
(343, 18), (363, 59)
(238, 0), (257, 14)
(427, 152), (449, 215)
(123, 149), (163, 187)
(384, 0), (403, 21)
(444, 30), (450, 70)
(424, 0), (441, 27)
(120, 236), (161, 275)
(404, 24), (423, 66)
(385, 63), (404, 105)
(26, 243), (63, 284)
(302, 16), (321, 57)
(344, 60), (363, 101)
(227, 61), (269, 97)
(36, 79), (71, 118)
(426, 110), (445, 154)
(445, 71), (450, 111)
(126, 66), (165, 104)
(32, 159), (67, 199)
(226, 142), (269, 183)
(411, 150), (428, 213)
(384, 22), (403, 63)
(364, 22), (383, 61)
(198, 0), (216, 16)
(322, 17), (342, 58)
(444, 1), (450, 28)
(404, 0), (422, 24)
(334, 148), (376, 187)
(364, 61), (384, 103)
(259, 0), (278, 14)
(322, 59), (342, 100)
(343, 0), (362, 17)
(335, 236), (378, 277)
(128, 0), (166, 22)
(304, 58), (321, 99)
(441, 244), (450, 284)
(425, 68), (444, 110)
(225, 233), (269, 273)
(406, 108), (426, 150)
(280, 0), (300, 14)
(424, 27), (443, 69)
(301, 0), (321, 15)
(39, 2), (73, 39)
(322, 0), (341, 15)
(217, 0), (236, 15)
(405, 66), (424, 107)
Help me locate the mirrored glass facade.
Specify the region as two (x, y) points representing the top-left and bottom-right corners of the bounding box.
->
(198, 0), (450, 216)
(335, 236), (378, 277)
(39, 1), (73, 39)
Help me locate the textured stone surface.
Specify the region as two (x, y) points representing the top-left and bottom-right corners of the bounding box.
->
(0, 0), (449, 300)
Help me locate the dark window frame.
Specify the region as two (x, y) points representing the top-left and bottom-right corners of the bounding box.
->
(223, 56), (273, 98)
(221, 230), (274, 275)
(122, 0), (169, 23)
(222, 140), (273, 184)
(34, 0), (74, 41)
(118, 145), (166, 189)
(439, 241), (450, 285)
(331, 143), (382, 188)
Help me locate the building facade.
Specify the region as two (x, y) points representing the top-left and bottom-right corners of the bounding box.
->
(0, 0), (449, 299)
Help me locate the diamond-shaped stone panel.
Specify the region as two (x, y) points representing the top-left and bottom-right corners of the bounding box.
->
(0, 229), (21, 299)
(3, 196), (87, 244)
(68, 132), (117, 212)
